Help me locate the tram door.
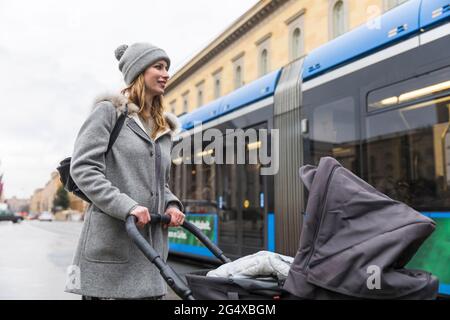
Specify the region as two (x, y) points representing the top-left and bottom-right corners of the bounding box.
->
(217, 124), (267, 258)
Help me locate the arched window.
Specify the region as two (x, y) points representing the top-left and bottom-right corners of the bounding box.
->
(182, 94), (189, 114)
(197, 90), (203, 107)
(170, 100), (176, 114)
(291, 27), (301, 60)
(332, 1), (345, 39)
(214, 78), (221, 99)
(260, 49), (268, 76)
(235, 65), (242, 89)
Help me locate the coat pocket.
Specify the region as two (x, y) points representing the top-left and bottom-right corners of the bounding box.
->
(83, 209), (131, 264)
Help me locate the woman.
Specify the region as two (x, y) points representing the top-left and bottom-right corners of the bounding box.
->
(65, 42), (185, 300)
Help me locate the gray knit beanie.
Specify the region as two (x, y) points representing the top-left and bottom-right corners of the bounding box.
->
(114, 42), (171, 85)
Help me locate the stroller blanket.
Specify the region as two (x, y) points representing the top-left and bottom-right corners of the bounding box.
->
(283, 157), (438, 299)
(207, 251), (294, 280)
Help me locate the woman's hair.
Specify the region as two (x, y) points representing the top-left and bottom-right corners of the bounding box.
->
(121, 73), (168, 139)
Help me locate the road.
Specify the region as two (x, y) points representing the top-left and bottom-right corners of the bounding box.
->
(0, 220), (212, 300)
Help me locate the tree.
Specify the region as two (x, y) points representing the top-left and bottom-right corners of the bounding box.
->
(53, 185), (70, 212)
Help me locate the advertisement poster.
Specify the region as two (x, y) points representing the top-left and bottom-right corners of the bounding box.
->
(169, 213), (218, 258)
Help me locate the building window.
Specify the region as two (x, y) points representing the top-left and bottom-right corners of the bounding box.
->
(196, 80), (205, 107)
(384, 0), (409, 11)
(260, 49), (268, 76)
(256, 33), (271, 77)
(214, 78), (221, 99)
(212, 67), (223, 99)
(333, 1), (345, 38)
(285, 9), (305, 62)
(232, 52), (245, 90)
(183, 99), (188, 113)
(291, 28), (302, 60)
(169, 100), (177, 114)
(329, 0), (348, 40)
(198, 90), (203, 107)
(235, 66), (242, 89)
(182, 92), (189, 114)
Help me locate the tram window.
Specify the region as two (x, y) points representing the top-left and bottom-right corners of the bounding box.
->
(217, 123), (269, 254)
(307, 96), (358, 172)
(179, 139), (218, 213)
(241, 124), (267, 249)
(368, 66), (450, 112)
(183, 164), (215, 208)
(195, 163), (216, 203)
(365, 80), (450, 210)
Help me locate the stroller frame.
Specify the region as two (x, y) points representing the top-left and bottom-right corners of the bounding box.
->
(125, 214), (231, 300)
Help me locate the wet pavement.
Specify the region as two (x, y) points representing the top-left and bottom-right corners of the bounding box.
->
(0, 220), (210, 300)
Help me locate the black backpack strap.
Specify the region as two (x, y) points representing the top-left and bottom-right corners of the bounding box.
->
(106, 104), (128, 154)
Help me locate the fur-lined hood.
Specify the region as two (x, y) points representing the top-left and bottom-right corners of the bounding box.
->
(92, 92), (181, 136)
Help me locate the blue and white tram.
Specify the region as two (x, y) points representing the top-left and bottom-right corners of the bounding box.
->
(168, 0), (450, 296)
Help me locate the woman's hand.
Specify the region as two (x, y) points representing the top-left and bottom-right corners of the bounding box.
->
(130, 206), (151, 228)
(165, 206), (185, 227)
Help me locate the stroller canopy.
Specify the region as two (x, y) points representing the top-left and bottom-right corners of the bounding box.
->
(283, 157), (438, 299)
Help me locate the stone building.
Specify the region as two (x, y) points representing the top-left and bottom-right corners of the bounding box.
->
(29, 172), (88, 215)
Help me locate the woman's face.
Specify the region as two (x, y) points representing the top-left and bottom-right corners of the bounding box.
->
(143, 60), (170, 96)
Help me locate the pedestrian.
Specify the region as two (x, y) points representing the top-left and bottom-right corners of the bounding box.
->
(64, 42), (185, 300)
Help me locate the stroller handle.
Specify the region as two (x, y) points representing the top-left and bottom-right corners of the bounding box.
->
(126, 215), (194, 300)
(178, 218), (232, 265)
(126, 214), (231, 300)
(136, 213), (231, 264)
(149, 213), (172, 225)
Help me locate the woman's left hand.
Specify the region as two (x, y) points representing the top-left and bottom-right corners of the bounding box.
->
(165, 206), (185, 227)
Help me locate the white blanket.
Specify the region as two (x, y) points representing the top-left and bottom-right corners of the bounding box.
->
(206, 251), (294, 280)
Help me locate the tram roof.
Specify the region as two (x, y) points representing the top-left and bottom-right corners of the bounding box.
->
(179, 68), (281, 131)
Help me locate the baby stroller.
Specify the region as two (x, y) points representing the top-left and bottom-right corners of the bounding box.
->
(126, 157), (439, 300)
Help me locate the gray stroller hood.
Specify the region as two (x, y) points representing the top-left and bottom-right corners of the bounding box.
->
(283, 157), (439, 299)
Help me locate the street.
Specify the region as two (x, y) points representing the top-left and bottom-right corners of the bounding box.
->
(0, 220), (208, 300)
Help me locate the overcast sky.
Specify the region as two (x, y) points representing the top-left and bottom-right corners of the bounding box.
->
(0, 0), (259, 199)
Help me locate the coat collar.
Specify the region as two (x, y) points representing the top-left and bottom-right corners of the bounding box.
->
(93, 92), (181, 142)
(130, 113), (172, 142)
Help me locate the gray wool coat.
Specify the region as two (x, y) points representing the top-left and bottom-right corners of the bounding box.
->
(64, 93), (183, 299)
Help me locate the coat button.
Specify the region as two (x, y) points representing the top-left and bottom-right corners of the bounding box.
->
(150, 151), (154, 157)
(150, 191), (154, 196)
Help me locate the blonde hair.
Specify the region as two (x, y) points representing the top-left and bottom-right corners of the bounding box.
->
(121, 73), (168, 139)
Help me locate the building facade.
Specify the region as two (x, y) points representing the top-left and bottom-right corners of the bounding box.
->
(5, 196), (30, 213)
(164, 0), (409, 115)
(29, 188), (44, 214)
(29, 172), (87, 214)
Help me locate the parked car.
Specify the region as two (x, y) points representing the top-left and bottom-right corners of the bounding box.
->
(38, 211), (54, 222)
(26, 213), (39, 220)
(0, 209), (24, 223)
(69, 212), (83, 222)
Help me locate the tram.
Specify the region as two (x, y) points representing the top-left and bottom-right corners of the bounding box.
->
(168, 0), (450, 296)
